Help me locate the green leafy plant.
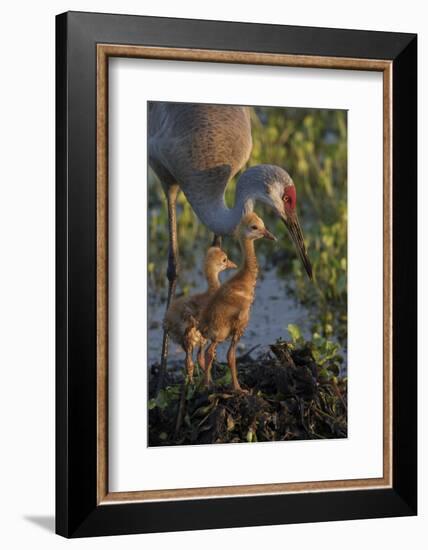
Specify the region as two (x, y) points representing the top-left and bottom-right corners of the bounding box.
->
(287, 323), (344, 378)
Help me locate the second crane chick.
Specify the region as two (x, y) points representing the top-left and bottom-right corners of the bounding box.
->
(163, 247), (237, 382)
(200, 213), (276, 393)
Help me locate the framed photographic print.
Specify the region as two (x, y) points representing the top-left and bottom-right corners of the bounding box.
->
(56, 11), (417, 537)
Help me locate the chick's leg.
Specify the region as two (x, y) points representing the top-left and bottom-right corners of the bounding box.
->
(184, 346), (195, 383)
(183, 330), (195, 382)
(197, 343), (206, 372)
(204, 342), (217, 388)
(227, 336), (245, 393)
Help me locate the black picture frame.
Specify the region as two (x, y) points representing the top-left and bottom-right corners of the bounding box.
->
(56, 11), (417, 538)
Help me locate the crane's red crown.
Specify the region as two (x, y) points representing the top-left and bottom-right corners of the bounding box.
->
(283, 185), (296, 211)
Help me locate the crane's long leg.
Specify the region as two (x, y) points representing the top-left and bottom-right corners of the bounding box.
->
(212, 235), (222, 248)
(157, 185), (179, 393)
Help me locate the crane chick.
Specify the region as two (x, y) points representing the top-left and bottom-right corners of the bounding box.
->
(200, 213), (276, 393)
(163, 247), (237, 382)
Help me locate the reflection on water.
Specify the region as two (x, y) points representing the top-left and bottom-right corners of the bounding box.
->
(147, 267), (312, 366)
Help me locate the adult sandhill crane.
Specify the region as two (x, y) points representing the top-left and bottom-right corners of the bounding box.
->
(149, 102), (312, 388)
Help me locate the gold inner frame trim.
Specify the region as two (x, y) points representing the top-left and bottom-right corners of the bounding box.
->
(96, 44), (393, 504)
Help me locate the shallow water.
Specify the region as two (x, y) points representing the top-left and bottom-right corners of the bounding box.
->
(147, 267), (313, 366)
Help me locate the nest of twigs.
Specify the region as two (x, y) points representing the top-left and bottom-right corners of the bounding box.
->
(148, 340), (347, 446)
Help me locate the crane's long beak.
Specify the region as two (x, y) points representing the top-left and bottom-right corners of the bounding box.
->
(283, 214), (313, 280)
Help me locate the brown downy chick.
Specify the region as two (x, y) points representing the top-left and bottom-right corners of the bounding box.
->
(199, 213), (276, 392)
(163, 247), (237, 381)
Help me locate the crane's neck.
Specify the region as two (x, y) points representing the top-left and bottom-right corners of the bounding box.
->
(183, 170), (265, 236)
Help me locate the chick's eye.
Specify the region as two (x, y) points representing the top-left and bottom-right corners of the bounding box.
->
(251, 225), (258, 230)
(222, 258), (227, 263)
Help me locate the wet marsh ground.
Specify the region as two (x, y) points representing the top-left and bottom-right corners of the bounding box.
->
(148, 267), (313, 367)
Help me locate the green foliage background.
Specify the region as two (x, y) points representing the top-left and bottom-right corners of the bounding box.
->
(148, 106), (347, 343)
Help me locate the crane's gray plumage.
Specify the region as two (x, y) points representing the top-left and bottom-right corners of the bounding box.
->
(149, 103), (295, 235)
(149, 103), (252, 191)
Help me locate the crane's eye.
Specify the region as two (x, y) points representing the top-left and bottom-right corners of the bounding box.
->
(283, 186), (296, 209)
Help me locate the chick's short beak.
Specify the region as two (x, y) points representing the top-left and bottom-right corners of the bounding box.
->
(226, 259), (238, 269)
(262, 227), (277, 241)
